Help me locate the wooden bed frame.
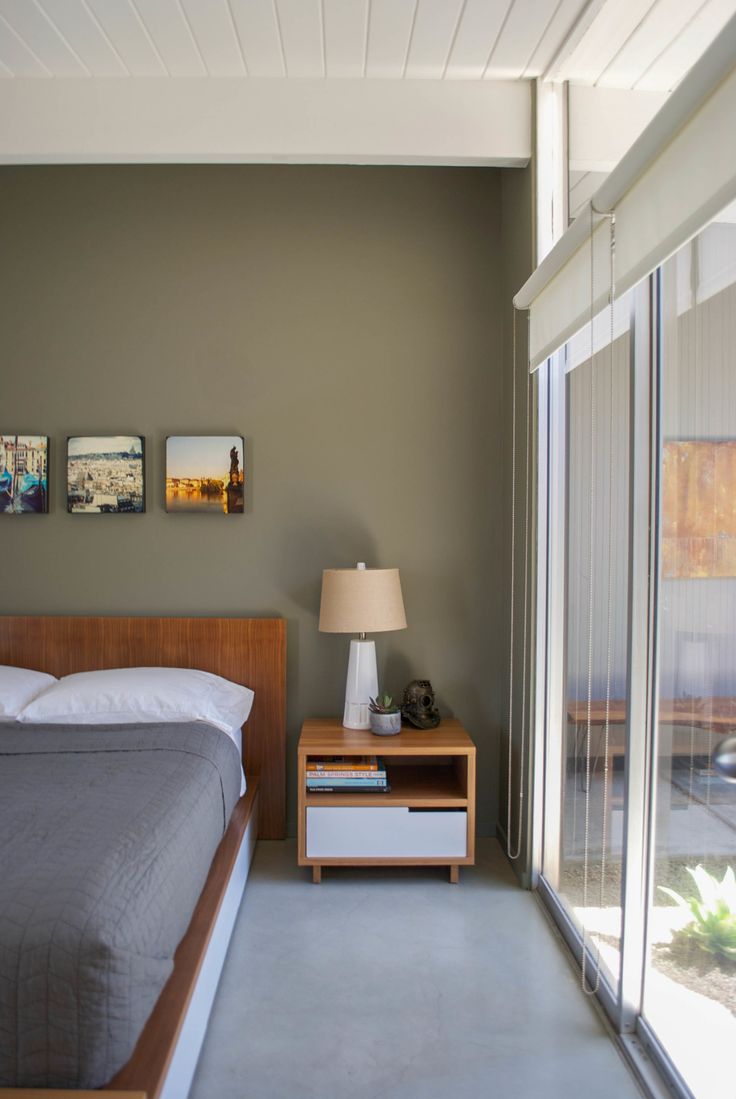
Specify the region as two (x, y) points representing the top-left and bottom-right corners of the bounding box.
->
(0, 615), (287, 1099)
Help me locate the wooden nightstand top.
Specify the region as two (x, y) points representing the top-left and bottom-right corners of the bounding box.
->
(299, 717), (475, 756)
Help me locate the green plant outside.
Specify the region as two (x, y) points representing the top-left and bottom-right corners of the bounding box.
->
(659, 865), (736, 963)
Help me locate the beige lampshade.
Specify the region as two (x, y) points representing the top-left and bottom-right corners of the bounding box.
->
(319, 564), (407, 634)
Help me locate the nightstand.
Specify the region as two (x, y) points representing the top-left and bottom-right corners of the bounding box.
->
(297, 717), (476, 883)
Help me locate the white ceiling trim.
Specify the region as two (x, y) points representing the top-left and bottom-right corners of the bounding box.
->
(0, 77), (531, 165)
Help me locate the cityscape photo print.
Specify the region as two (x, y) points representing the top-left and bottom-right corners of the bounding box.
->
(67, 436), (145, 513)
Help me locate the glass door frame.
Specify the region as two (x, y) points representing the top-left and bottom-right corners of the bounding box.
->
(533, 273), (695, 1099)
(629, 273), (703, 1099)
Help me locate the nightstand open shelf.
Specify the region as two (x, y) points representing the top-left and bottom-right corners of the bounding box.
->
(304, 763), (467, 807)
(298, 717), (476, 883)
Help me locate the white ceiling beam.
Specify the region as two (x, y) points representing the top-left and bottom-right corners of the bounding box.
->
(568, 83), (667, 171)
(0, 77), (531, 165)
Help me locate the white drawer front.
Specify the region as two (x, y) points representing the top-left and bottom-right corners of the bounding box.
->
(306, 806), (467, 859)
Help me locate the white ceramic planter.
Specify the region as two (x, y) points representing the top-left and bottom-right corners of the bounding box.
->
(369, 711), (402, 736)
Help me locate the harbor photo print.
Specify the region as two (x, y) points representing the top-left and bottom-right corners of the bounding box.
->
(0, 435), (49, 514)
(67, 436), (145, 513)
(166, 436), (245, 514)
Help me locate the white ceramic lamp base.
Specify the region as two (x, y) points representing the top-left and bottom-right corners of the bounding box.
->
(343, 638), (378, 730)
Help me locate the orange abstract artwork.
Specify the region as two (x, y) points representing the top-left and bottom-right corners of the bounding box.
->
(662, 441), (736, 578)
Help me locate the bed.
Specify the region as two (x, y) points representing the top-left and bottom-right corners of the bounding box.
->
(0, 615), (286, 1099)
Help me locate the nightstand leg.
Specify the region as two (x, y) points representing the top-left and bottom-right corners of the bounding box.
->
(449, 865), (459, 884)
(312, 865), (322, 884)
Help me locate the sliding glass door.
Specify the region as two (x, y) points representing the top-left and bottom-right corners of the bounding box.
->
(642, 212), (736, 1099)
(539, 205), (736, 1099)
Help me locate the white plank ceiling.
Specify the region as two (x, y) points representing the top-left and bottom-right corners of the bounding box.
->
(0, 0), (663, 84)
(0, 0), (586, 80)
(0, 0), (733, 89)
(550, 0), (736, 91)
(0, 0), (731, 89)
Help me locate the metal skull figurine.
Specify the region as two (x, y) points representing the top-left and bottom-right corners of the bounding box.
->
(401, 679), (440, 730)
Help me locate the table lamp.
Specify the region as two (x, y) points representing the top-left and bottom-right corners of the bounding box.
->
(319, 562), (407, 729)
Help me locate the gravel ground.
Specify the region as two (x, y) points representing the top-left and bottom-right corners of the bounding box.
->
(653, 940), (736, 1017)
(558, 856), (736, 1017)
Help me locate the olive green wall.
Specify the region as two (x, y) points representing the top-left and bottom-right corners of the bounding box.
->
(1, 164), (511, 838)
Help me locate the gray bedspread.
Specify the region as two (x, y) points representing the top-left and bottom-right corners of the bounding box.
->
(0, 721), (242, 1089)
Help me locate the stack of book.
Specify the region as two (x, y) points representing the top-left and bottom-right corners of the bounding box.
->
(306, 756), (390, 793)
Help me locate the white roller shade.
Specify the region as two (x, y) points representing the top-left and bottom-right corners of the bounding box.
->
(528, 215), (611, 372)
(516, 13), (736, 371)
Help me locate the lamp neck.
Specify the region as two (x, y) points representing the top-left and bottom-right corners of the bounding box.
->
(358, 632), (366, 641)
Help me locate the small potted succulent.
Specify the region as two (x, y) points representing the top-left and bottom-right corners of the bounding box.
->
(369, 693), (402, 736)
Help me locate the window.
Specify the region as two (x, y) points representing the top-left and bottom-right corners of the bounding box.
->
(538, 205), (736, 1099)
(542, 295), (632, 999)
(643, 213), (736, 1099)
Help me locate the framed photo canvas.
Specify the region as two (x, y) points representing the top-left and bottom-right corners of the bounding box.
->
(662, 439), (736, 578)
(166, 436), (245, 514)
(0, 435), (49, 514)
(67, 436), (145, 513)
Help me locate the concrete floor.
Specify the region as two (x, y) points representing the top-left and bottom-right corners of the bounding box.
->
(190, 838), (644, 1099)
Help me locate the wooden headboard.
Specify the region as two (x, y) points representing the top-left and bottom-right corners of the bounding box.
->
(0, 615), (286, 839)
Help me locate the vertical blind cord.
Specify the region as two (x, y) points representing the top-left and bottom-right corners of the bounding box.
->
(506, 305), (518, 857)
(581, 199), (599, 993)
(600, 210), (616, 952)
(506, 304), (531, 861)
(581, 206), (616, 996)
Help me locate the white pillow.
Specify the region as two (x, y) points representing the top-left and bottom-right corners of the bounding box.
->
(0, 665), (58, 719)
(18, 666), (254, 736)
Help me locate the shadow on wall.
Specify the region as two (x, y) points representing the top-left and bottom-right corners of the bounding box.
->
(277, 510), (380, 717)
(383, 651), (415, 706)
(280, 512), (379, 615)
